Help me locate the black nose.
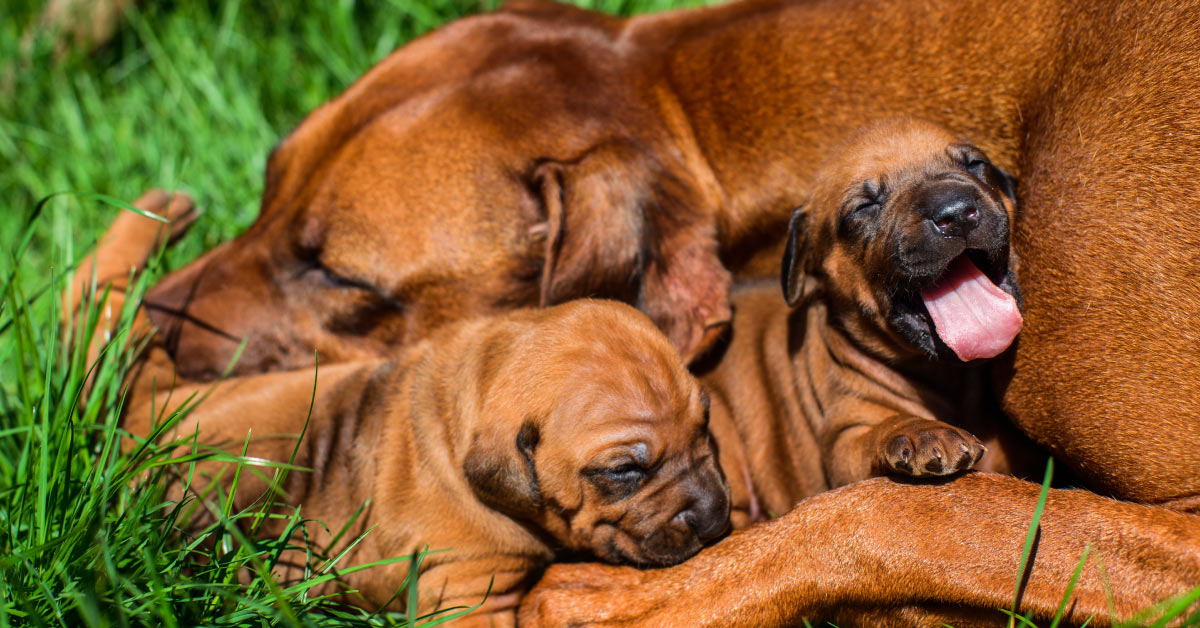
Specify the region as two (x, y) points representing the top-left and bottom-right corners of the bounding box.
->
(924, 186), (981, 238)
(674, 483), (731, 542)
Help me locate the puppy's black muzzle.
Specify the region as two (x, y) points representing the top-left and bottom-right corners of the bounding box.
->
(899, 178), (1009, 286)
(888, 173), (1020, 360)
(672, 475), (732, 542)
(920, 181), (982, 239)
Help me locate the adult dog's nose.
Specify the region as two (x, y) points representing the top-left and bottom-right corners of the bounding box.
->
(922, 184), (981, 238)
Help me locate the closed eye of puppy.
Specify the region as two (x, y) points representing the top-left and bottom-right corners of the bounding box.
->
(136, 300), (730, 627)
(780, 116), (1024, 482)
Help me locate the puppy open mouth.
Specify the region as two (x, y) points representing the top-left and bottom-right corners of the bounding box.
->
(917, 251), (1022, 361)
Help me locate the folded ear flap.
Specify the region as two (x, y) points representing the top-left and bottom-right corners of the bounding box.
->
(781, 206), (817, 307)
(463, 421), (541, 518)
(637, 171), (732, 363)
(532, 150), (644, 309)
(531, 143), (731, 362)
(992, 164), (1019, 204)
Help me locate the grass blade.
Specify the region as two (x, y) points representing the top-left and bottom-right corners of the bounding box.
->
(1010, 458), (1054, 628)
(1048, 544), (1091, 628)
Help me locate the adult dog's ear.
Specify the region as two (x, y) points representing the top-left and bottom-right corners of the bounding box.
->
(463, 421), (541, 518)
(781, 206), (817, 306)
(531, 142), (731, 362)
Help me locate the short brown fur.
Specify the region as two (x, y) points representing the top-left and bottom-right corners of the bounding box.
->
(114, 0), (1200, 624)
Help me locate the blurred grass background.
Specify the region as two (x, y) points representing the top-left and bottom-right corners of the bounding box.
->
(0, 0), (703, 276)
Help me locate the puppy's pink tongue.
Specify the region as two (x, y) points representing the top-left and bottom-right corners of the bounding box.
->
(920, 256), (1023, 361)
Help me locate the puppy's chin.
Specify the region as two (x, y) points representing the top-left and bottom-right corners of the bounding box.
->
(590, 523), (709, 568)
(888, 250), (1022, 363)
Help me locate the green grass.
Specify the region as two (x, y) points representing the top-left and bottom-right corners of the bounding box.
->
(0, 0), (1197, 626)
(0, 194), (498, 626)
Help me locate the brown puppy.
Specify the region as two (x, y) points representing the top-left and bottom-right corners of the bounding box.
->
(778, 117), (1022, 484)
(128, 300), (729, 626)
(678, 117), (1038, 537)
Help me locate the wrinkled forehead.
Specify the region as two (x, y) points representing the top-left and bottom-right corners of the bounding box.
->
(540, 326), (700, 429)
(547, 365), (704, 457)
(831, 121), (965, 185)
(299, 98), (540, 288)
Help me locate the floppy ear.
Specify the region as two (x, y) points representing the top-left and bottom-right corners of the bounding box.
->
(993, 164), (1019, 203)
(531, 143), (731, 362)
(531, 149), (644, 309)
(781, 206), (818, 306)
(463, 421), (541, 517)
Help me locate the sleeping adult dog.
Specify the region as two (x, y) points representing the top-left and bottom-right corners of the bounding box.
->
(132, 0), (1200, 624)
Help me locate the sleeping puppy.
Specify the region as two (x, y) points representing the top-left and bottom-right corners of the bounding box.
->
(131, 300), (729, 627)
(698, 117), (1033, 513)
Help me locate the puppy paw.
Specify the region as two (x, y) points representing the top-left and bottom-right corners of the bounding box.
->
(878, 418), (985, 477)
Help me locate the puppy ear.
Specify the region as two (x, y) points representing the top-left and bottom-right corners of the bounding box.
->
(994, 165), (1019, 203)
(781, 206), (817, 306)
(463, 421), (541, 517)
(531, 143), (731, 362)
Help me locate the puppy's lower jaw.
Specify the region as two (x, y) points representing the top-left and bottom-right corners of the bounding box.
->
(920, 255), (1023, 361)
(593, 524), (706, 568)
(889, 250), (1022, 362)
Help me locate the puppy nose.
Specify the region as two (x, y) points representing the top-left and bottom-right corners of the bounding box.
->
(929, 194), (981, 238)
(674, 485), (731, 541)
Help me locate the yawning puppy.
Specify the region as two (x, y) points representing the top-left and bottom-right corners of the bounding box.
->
(132, 300), (729, 626)
(647, 118), (1038, 530)
(779, 116), (1023, 482)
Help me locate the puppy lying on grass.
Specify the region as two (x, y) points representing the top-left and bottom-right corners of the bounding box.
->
(124, 299), (730, 626)
(703, 117), (1040, 522)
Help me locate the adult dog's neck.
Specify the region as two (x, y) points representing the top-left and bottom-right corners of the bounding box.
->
(631, 0), (1063, 275)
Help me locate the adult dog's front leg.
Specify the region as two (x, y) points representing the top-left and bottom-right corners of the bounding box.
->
(519, 473), (1200, 628)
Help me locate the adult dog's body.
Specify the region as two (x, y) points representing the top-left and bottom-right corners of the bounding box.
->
(132, 0), (1200, 624)
(125, 299), (729, 627)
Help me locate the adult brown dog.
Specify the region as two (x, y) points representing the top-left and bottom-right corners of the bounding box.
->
(130, 0), (1200, 624)
(123, 297), (729, 626)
